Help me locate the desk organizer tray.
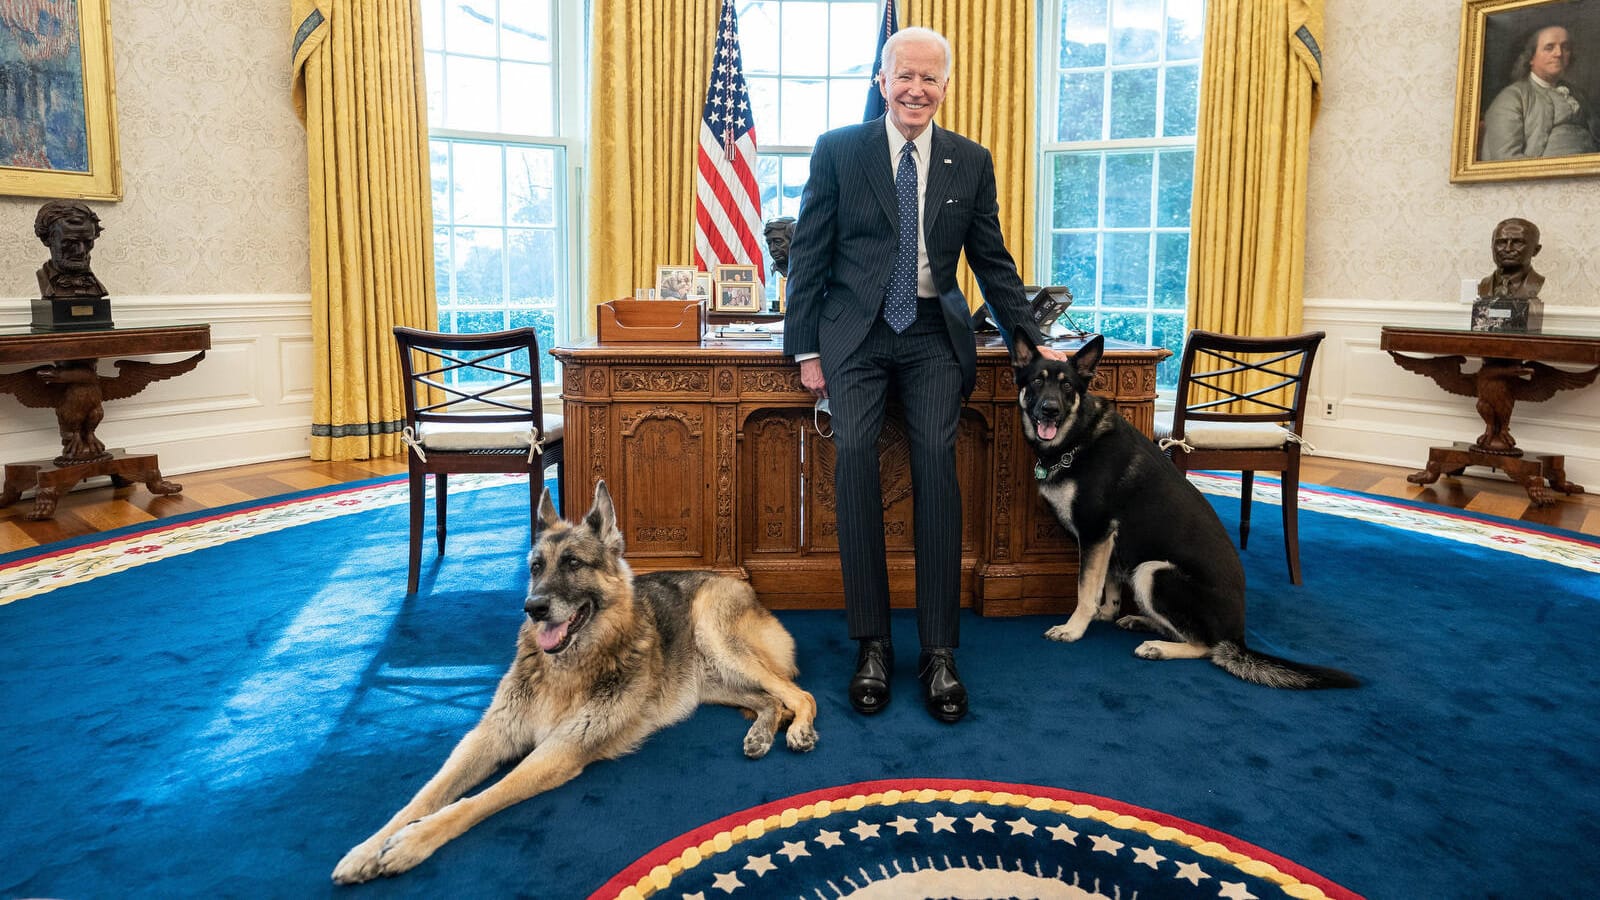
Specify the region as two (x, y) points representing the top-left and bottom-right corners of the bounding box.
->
(595, 299), (706, 343)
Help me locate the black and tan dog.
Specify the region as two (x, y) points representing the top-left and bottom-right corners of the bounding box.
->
(1010, 328), (1357, 690)
(333, 481), (818, 883)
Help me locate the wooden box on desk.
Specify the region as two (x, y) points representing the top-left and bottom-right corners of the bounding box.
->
(596, 299), (705, 343)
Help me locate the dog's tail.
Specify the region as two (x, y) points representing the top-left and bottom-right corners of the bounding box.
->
(1210, 642), (1359, 690)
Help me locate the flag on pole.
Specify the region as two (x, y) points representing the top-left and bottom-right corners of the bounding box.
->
(694, 0), (764, 282)
(863, 0), (898, 120)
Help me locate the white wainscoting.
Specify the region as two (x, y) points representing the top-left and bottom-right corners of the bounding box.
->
(0, 294), (316, 476)
(1301, 298), (1600, 487)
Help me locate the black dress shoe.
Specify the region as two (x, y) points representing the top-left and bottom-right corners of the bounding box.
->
(918, 648), (968, 723)
(848, 638), (893, 715)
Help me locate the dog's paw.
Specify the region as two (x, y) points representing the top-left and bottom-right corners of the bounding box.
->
(744, 726), (775, 759)
(1045, 621), (1087, 643)
(331, 836), (387, 884)
(1134, 641), (1167, 660)
(1116, 615), (1153, 632)
(785, 722), (818, 753)
(369, 820), (441, 878)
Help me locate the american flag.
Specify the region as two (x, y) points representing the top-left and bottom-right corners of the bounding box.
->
(863, 0), (898, 120)
(693, 0), (764, 282)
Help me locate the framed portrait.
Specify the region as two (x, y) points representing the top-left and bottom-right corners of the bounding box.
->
(775, 275), (787, 314)
(692, 271), (713, 300)
(1452, 0), (1600, 182)
(655, 265), (698, 300)
(713, 264), (757, 286)
(0, 0), (123, 200)
(714, 281), (761, 313)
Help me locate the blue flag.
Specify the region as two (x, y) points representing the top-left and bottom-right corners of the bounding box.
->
(863, 0), (898, 120)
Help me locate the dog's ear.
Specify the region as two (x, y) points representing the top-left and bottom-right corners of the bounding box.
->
(1073, 333), (1105, 381)
(585, 479), (625, 555)
(535, 487), (561, 536)
(1010, 326), (1038, 384)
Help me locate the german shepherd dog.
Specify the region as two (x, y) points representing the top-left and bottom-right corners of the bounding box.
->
(1009, 329), (1357, 690)
(332, 481), (818, 883)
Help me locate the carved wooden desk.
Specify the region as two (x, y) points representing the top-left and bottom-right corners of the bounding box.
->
(1380, 326), (1600, 504)
(550, 334), (1168, 616)
(0, 324), (211, 520)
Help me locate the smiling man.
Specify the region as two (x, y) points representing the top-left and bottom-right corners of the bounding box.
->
(783, 26), (1064, 725)
(1481, 24), (1600, 160)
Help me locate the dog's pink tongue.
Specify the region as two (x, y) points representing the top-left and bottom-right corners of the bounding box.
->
(536, 619), (570, 651)
(1037, 421), (1059, 440)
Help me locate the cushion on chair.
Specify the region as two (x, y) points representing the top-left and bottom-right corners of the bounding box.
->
(1166, 418), (1296, 450)
(541, 412), (563, 445)
(415, 421), (541, 452)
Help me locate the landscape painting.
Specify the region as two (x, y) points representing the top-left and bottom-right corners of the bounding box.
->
(0, 0), (122, 200)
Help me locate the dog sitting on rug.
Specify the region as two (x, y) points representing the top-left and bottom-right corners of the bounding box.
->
(332, 480), (819, 883)
(1009, 329), (1358, 690)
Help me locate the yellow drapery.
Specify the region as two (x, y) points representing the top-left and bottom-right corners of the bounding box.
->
(1188, 0), (1323, 338)
(291, 0), (435, 460)
(907, 1), (1036, 308)
(585, 1), (718, 323)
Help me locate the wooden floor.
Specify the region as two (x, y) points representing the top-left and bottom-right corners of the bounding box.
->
(1, 453), (1597, 556)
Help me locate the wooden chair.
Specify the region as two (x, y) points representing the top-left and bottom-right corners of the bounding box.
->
(394, 326), (564, 594)
(1155, 330), (1325, 585)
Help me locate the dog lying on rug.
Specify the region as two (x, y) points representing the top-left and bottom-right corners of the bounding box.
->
(332, 481), (819, 883)
(1009, 329), (1357, 690)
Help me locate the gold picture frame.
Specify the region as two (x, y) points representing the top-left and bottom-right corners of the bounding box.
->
(692, 271), (713, 300)
(711, 264), (760, 312)
(1451, 0), (1600, 183)
(655, 265), (698, 299)
(0, 0), (123, 200)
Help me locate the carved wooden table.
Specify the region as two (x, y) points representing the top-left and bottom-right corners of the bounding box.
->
(0, 324), (211, 520)
(550, 334), (1168, 615)
(1380, 325), (1600, 505)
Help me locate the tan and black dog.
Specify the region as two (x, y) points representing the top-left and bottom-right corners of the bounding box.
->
(1010, 328), (1357, 690)
(333, 481), (818, 883)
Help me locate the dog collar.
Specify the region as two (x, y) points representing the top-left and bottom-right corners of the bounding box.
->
(1033, 450), (1075, 480)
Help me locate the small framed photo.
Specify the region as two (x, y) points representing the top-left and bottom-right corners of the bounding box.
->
(692, 271), (713, 300)
(715, 281), (762, 313)
(713, 264), (757, 286)
(775, 275), (787, 314)
(656, 265), (698, 300)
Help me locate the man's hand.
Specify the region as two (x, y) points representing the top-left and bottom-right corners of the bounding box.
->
(1036, 346), (1070, 363)
(799, 357), (827, 398)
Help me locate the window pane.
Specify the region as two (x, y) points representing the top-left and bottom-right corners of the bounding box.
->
(1102, 232), (1151, 306)
(1110, 0), (1160, 64)
(501, 0), (551, 63)
(445, 56), (498, 131)
(1153, 233), (1188, 308)
(430, 140), (450, 218)
(829, 2), (876, 76)
(445, 1), (496, 56)
(1099, 311), (1149, 344)
(453, 144), (504, 225)
(453, 228), (505, 303)
(748, 76), (779, 138)
(781, 2), (829, 76)
(829, 78), (870, 131)
(421, 0), (443, 52)
(1151, 313), (1186, 386)
(1109, 67), (1158, 139)
(780, 79), (828, 145)
(425, 53), (444, 124)
(1162, 63), (1198, 137)
(508, 228), (557, 302)
(1166, 0), (1204, 61)
(1156, 149), (1193, 226)
(1057, 71), (1104, 142)
(780, 155), (809, 217)
(1060, 0), (1108, 68)
(1050, 233), (1099, 299)
(742, 2), (780, 75)
(1050, 153), (1100, 230)
(1104, 152), (1152, 228)
(507, 146), (556, 226)
(501, 62), (554, 135)
(434, 226), (451, 299)
(758, 154), (783, 223)
(453, 309), (510, 334)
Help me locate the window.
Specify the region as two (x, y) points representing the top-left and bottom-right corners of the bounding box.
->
(1040, 0), (1203, 388)
(421, 0), (584, 385)
(739, 0), (881, 302)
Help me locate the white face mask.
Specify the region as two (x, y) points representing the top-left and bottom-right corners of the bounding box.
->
(813, 396), (832, 438)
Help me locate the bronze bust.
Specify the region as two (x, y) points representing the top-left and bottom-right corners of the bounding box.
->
(1477, 217), (1544, 300)
(763, 216), (795, 278)
(35, 200), (109, 301)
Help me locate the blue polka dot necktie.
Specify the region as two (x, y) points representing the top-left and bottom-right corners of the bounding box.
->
(884, 141), (918, 333)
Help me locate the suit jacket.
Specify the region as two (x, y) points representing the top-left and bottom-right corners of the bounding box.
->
(1481, 76), (1600, 160)
(782, 118), (1044, 396)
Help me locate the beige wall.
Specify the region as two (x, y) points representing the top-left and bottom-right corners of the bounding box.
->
(1309, 0), (1600, 308)
(0, 0), (307, 299)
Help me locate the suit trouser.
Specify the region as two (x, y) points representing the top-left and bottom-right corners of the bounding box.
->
(822, 300), (963, 649)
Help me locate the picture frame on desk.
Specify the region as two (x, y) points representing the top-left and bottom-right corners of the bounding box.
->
(655, 265), (697, 299)
(0, 0), (123, 201)
(692, 271), (713, 300)
(1451, 0), (1600, 183)
(714, 281), (761, 313)
(775, 275), (786, 314)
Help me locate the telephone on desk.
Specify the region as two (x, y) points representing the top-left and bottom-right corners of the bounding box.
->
(972, 285), (1073, 334)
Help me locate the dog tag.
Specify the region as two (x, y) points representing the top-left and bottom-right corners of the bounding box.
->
(1033, 463), (1048, 480)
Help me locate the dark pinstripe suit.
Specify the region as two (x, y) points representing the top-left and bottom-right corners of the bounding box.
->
(783, 117), (1044, 649)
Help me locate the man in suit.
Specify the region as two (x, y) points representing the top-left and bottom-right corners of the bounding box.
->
(783, 26), (1064, 723)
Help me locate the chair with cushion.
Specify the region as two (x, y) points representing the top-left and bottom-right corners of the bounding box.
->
(1155, 330), (1325, 585)
(394, 326), (564, 594)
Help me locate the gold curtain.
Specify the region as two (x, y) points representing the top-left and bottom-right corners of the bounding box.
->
(585, 0), (719, 323)
(1188, 0), (1323, 337)
(909, 0), (1036, 308)
(291, 0), (435, 460)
